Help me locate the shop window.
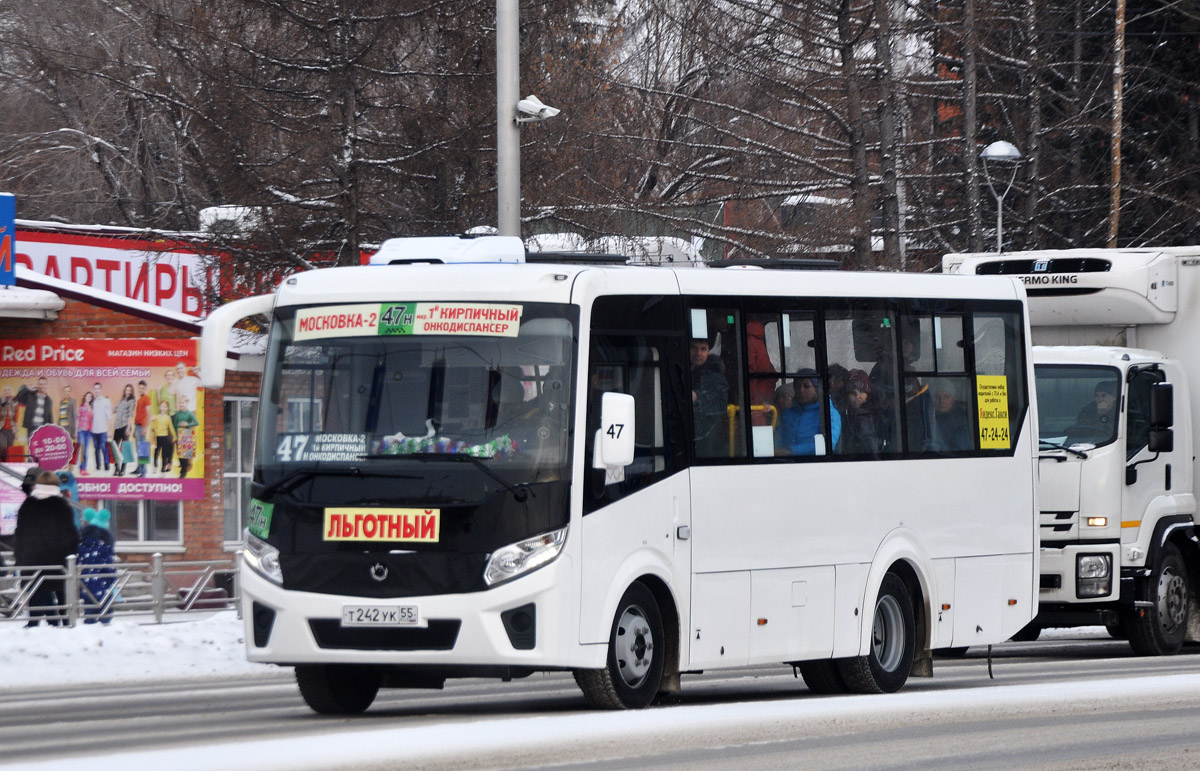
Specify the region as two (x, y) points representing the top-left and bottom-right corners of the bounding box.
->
(224, 396), (259, 543)
(109, 498), (182, 544)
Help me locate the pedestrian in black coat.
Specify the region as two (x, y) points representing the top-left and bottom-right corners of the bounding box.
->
(14, 469), (79, 627)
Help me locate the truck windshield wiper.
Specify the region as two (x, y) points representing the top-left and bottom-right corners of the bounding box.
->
(1039, 440), (1089, 459)
(362, 452), (532, 502)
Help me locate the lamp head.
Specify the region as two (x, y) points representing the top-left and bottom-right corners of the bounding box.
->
(980, 141), (1022, 162)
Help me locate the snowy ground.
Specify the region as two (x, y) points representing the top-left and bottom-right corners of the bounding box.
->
(1, 616), (1177, 771)
(0, 611), (1113, 691)
(0, 611), (273, 689)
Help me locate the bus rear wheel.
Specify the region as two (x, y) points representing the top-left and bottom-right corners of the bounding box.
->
(574, 582), (665, 709)
(1128, 542), (1189, 656)
(295, 664), (382, 714)
(837, 573), (915, 694)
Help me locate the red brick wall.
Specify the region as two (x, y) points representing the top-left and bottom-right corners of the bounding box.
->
(1, 298), (261, 562)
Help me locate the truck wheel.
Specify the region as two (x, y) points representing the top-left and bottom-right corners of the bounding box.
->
(1128, 542), (1189, 656)
(836, 573), (915, 694)
(574, 582), (665, 709)
(295, 664), (382, 714)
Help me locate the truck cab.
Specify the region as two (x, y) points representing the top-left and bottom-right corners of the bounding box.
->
(1034, 346), (1193, 650)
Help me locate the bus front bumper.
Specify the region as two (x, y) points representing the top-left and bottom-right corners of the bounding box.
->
(239, 553), (605, 671)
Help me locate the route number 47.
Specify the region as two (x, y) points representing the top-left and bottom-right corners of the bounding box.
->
(276, 435), (309, 461)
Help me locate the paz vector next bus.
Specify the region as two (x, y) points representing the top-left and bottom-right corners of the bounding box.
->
(201, 236), (1038, 713)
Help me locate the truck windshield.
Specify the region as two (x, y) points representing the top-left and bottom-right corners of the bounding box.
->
(1034, 364), (1121, 449)
(257, 302), (577, 490)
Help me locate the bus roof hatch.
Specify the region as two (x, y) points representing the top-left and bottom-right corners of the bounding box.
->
(369, 235), (526, 265)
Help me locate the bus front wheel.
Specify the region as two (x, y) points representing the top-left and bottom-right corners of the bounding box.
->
(574, 582), (665, 709)
(295, 664), (382, 714)
(837, 573), (915, 694)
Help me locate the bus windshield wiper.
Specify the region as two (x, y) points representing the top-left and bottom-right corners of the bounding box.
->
(259, 466), (420, 499)
(362, 452), (532, 502)
(1039, 440), (1089, 459)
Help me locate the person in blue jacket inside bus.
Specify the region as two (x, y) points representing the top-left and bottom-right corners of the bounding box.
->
(777, 369), (841, 456)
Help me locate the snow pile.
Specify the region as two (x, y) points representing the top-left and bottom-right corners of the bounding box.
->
(0, 612), (270, 689)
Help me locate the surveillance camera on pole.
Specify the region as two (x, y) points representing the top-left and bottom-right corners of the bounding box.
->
(515, 95), (561, 124)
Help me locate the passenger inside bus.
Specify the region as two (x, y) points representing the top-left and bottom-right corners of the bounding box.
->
(932, 386), (971, 451)
(776, 369), (841, 456)
(690, 337), (729, 457)
(839, 369), (880, 454)
(828, 363), (849, 414)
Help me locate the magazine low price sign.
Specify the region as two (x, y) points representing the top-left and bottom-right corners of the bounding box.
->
(0, 338), (205, 501)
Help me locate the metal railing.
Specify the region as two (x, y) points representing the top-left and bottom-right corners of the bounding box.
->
(0, 552), (241, 626)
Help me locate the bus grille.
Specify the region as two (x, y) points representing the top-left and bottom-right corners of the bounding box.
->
(308, 619), (462, 651)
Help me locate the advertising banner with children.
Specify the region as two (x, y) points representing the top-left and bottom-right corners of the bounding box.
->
(0, 338), (204, 501)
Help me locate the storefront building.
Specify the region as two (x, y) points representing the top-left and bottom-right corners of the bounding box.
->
(0, 225), (262, 563)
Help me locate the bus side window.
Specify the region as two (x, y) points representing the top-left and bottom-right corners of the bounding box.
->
(843, 311), (902, 454)
(902, 314), (973, 453)
(826, 310), (891, 456)
(746, 314), (784, 457)
(770, 310), (836, 458)
(971, 311), (1028, 450)
(689, 307), (746, 460)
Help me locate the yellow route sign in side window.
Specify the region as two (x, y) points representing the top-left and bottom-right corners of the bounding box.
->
(976, 375), (1010, 450)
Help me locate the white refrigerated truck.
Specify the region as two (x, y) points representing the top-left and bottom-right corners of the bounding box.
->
(950, 247), (1200, 654)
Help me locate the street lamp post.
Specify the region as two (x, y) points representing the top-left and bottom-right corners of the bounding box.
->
(495, 0), (560, 238)
(496, 0), (521, 238)
(979, 141), (1022, 253)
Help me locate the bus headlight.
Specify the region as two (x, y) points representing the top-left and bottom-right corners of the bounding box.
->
(1076, 553), (1112, 598)
(244, 531), (284, 585)
(484, 526), (568, 587)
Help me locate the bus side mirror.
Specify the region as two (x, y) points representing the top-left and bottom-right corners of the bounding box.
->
(593, 392), (636, 468)
(1150, 382), (1173, 428)
(199, 294), (275, 388)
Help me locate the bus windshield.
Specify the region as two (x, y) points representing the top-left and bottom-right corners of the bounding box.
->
(1034, 364), (1120, 448)
(257, 302), (577, 489)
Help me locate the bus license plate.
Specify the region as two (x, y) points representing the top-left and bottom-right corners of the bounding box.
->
(341, 605), (420, 627)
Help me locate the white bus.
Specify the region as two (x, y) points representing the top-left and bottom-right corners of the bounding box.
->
(202, 236), (1038, 713)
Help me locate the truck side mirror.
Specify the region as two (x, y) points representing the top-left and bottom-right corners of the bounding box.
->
(1150, 382), (1173, 428)
(593, 392), (636, 468)
(1148, 428), (1173, 453)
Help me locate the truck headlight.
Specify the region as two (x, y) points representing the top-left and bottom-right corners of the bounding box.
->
(484, 526), (567, 587)
(1076, 553), (1112, 598)
(243, 530), (284, 585)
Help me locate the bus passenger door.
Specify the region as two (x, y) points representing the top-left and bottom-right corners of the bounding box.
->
(579, 319), (691, 653)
